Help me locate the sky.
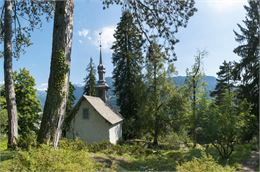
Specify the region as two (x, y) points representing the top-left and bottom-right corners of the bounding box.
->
(0, 0), (247, 90)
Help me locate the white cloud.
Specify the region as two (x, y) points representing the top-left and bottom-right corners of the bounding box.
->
(204, 0), (245, 12)
(77, 26), (116, 52)
(78, 29), (89, 38)
(37, 83), (48, 91)
(94, 25), (116, 52)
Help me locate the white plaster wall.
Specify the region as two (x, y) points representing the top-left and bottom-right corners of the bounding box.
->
(67, 101), (111, 144)
(109, 123), (122, 144)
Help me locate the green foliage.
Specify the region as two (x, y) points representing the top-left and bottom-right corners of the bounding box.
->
(0, 96), (8, 134)
(142, 42), (172, 144)
(184, 50), (207, 146)
(112, 11), (144, 139)
(87, 141), (154, 157)
(0, 69), (41, 140)
(59, 138), (87, 150)
(51, 51), (69, 97)
(62, 82), (76, 135)
(103, 0), (197, 60)
(160, 131), (191, 148)
(210, 61), (235, 105)
(176, 155), (235, 172)
(0, 146), (98, 171)
(201, 91), (253, 159)
(84, 57), (96, 96)
(13, 68), (42, 140)
(0, 1), (54, 58)
(66, 82), (75, 115)
(233, 0), (259, 139)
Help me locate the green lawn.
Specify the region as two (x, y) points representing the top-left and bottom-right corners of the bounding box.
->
(0, 137), (254, 171)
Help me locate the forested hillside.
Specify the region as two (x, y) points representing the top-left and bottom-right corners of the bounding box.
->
(37, 76), (217, 108)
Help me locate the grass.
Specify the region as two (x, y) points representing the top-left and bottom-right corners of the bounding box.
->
(0, 137), (255, 171)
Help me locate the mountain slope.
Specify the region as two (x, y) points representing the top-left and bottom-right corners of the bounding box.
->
(37, 76), (217, 108)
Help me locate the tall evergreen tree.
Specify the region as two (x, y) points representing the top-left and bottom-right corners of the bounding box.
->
(84, 57), (96, 96)
(211, 60), (235, 105)
(145, 42), (168, 145)
(112, 11), (144, 139)
(233, 0), (259, 136)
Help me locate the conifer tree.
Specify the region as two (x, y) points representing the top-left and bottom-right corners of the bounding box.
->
(84, 57), (96, 96)
(233, 0), (259, 137)
(112, 11), (144, 139)
(185, 50), (207, 147)
(211, 60), (235, 105)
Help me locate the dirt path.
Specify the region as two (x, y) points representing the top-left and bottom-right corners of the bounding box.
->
(241, 151), (259, 172)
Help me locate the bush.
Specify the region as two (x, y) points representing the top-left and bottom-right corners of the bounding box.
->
(161, 131), (191, 148)
(176, 155), (235, 172)
(17, 131), (37, 149)
(59, 138), (87, 150)
(0, 144), (100, 171)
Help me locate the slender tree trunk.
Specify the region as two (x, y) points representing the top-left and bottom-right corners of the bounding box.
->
(37, 0), (74, 147)
(153, 64), (159, 146)
(4, 1), (18, 149)
(192, 76), (197, 147)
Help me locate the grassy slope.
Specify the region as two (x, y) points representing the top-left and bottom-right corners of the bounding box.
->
(0, 137), (254, 171)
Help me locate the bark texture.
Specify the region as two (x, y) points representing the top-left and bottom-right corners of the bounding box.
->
(4, 0), (19, 148)
(37, 0), (74, 147)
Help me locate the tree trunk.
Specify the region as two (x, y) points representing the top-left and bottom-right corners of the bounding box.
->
(37, 0), (74, 148)
(192, 75), (197, 147)
(4, 0), (19, 149)
(153, 64), (159, 146)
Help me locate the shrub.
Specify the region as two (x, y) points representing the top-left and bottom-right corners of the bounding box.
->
(59, 138), (87, 150)
(0, 144), (100, 171)
(176, 155), (235, 172)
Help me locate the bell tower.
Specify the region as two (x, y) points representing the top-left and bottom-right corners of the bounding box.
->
(96, 32), (109, 102)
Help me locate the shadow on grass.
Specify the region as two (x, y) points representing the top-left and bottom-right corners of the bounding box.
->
(0, 150), (15, 162)
(116, 148), (204, 171)
(118, 156), (178, 171)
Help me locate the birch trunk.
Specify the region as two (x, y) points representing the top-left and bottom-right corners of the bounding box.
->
(4, 0), (19, 149)
(37, 0), (74, 147)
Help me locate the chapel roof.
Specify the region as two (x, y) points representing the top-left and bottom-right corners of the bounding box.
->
(83, 95), (123, 125)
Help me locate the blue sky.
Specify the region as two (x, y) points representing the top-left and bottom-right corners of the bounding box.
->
(0, 0), (247, 90)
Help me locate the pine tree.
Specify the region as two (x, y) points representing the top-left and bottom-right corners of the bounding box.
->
(233, 0), (259, 137)
(211, 60), (235, 105)
(112, 11), (144, 139)
(84, 57), (96, 96)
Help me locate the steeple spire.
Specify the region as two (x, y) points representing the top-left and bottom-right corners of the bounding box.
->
(99, 32), (103, 65)
(96, 32), (109, 102)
